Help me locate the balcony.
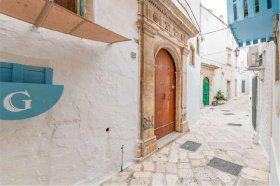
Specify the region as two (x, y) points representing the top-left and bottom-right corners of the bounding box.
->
(227, 0), (279, 47)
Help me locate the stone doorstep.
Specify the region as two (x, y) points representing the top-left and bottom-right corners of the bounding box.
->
(135, 132), (183, 163)
(157, 132), (183, 149)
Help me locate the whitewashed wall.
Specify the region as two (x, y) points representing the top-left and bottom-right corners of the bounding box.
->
(250, 40), (280, 186)
(200, 6), (238, 102)
(172, 0), (201, 127)
(257, 42), (274, 157)
(0, 0), (139, 184)
(254, 40), (280, 186)
(236, 49), (250, 95)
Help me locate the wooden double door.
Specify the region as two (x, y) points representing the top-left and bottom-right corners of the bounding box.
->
(155, 49), (176, 139)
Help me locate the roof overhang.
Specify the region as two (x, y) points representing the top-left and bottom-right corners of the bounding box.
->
(229, 10), (278, 47)
(0, 0), (130, 44)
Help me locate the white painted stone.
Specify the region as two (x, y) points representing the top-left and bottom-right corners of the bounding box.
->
(133, 172), (152, 178)
(152, 173), (164, 185)
(188, 152), (204, 160)
(178, 163), (191, 169)
(155, 162), (166, 173)
(178, 169), (194, 179)
(241, 167), (268, 182)
(166, 163), (178, 174)
(166, 174), (178, 185)
(169, 150), (179, 163)
(143, 162), (154, 172)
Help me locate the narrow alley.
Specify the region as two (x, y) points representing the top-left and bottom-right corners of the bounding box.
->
(0, 0), (279, 185)
(103, 95), (269, 186)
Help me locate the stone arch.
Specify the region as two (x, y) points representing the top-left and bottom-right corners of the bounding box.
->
(154, 41), (182, 72)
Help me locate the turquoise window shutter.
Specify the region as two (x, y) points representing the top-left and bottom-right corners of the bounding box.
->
(0, 62), (53, 84)
(80, 0), (86, 17)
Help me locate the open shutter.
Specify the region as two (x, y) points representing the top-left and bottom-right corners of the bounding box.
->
(0, 62), (53, 84)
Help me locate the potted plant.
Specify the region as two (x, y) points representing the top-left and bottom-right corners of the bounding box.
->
(214, 90), (227, 105)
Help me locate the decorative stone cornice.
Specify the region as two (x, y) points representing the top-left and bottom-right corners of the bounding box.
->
(138, 0), (199, 47)
(201, 63), (219, 76)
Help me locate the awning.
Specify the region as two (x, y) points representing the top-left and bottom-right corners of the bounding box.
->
(0, 0), (130, 44)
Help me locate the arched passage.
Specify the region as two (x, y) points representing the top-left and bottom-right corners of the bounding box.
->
(154, 49), (176, 139)
(203, 77), (210, 106)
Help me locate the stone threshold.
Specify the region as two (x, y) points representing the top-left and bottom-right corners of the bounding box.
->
(135, 132), (182, 163)
(157, 132), (182, 149)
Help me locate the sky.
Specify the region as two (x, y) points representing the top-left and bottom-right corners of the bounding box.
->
(201, 0), (228, 22)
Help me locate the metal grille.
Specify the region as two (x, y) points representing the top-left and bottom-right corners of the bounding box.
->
(181, 141), (201, 152)
(208, 157), (242, 176)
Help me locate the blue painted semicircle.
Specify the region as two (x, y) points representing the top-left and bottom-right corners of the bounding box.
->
(0, 82), (64, 120)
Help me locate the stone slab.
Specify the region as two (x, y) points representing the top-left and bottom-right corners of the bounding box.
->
(208, 157), (242, 176)
(181, 141), (202, 152)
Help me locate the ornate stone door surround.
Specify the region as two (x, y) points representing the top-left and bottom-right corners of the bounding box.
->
(200, 63), (219, 107)
(137, 0), (198, 157)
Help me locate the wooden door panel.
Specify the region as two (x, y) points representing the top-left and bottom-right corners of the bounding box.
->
(155, 49), (176, 139)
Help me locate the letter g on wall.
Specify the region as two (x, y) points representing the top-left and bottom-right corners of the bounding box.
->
(3, 90), (32, 113)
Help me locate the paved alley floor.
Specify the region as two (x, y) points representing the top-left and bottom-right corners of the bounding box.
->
(103, 95), (269, 186)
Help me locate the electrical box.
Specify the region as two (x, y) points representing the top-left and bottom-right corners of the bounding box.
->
(247, 46), (262, 67)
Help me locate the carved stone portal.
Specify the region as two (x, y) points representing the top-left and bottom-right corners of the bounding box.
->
(137, 0), (198, 157)
(200, 63), (219, 107)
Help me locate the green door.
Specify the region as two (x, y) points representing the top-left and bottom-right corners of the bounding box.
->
(203, 77), (210, 106)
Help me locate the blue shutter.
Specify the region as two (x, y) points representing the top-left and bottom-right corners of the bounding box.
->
(0, 62), (53, 84)
(227, 0), (234, 24)
(80, 0), (86, 17)
(0, 62), (12, 82)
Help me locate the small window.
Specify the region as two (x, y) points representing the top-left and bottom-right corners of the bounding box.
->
(54, 0), (77, 14)
(244, 0), (248, 17)
(267, 0), (272, 9)
(255, 0), (260, 13)
(227, 53), (232, 65)
(54, 0), (92, 19)
(0, 62), (53, 84)
(190, 46), (195, 66)
(233, 3), (238, 21)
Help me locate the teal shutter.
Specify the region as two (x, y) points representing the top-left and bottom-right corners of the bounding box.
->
(0, 62), (53, 84)
(80, 0), (86, 17)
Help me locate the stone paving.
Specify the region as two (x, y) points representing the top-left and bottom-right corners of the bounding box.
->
(102, 95), (269, 186)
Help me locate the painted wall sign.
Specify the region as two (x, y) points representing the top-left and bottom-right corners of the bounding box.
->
(0, 82), (63, 120)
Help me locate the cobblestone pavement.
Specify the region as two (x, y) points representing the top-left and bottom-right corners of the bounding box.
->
(103, 95), (269, 186)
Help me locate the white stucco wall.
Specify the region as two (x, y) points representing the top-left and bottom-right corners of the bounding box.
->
(257, 42), (275, 157)
(187, 37), (201, 127)
(269, 23), (280, 185)
(0, 0), (139, 184)
(236, 49), (250, 95)
(200, 6), (238, 103)
(270, 72), (280, 186)
(253, 40), (280, 186)
(172, 0), (201, 127)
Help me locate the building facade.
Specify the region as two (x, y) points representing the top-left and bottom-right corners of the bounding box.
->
(0, 0), (198, 184)
(227, 0), (280, 184)
(200, 5), (239, 107)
